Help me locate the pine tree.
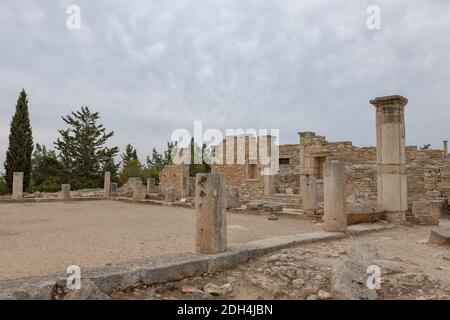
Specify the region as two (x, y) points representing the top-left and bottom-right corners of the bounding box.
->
(54, 106), (119, 189)
(147, 148), (164, 170)
(121, 144), (139, 164)
(4, 89), (34, 192)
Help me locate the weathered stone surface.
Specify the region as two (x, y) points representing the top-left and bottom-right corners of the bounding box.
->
(165, 186), (176, 203)
(429, 228), (450, 245)
(226, 186), (240, 209)
(104, 171), (111, 198)
(247, 203), (263, 210)
(147, 178), (156, 194)
(323, 161), (347, 232)
(64, 279), (111, 300)
(195, 173), (227, 254)
(12, 172), (24, 200)
(61, 184), (71, 200)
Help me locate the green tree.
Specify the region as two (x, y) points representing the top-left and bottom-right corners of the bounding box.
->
(102, 155), (120, 183)
(189, 138), (211, 177)
(121, 144), (139, 164)
(119, 159), (142, 185)
(31, 144), (63, 191)
(164, 141), (177, 165)
(54, 106), (119, 189)
(4, 89), (34, 192)
(147, 148), (165, 170)
(0, 173), (7, 195)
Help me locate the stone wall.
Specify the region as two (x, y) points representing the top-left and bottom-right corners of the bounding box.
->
(275, 144), (300, 194)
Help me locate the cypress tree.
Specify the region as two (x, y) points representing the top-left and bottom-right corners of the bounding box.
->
(4, 89), (34, 192)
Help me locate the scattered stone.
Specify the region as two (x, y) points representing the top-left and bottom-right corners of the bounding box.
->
(63, 280), (111, 300)
(292, 279), (305, 289)
(318, 290), (332, 300)
(181, 285), (200, 294)
(268, 213), (279, 221)
(203, 283), (222, 296)
(220, 283), (233, 295)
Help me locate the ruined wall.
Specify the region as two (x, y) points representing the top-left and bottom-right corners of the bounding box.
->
(159, 165), (190, 199)
(275, 144), (300, 194)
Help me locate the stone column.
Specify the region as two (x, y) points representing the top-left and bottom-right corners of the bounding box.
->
(12, 172), (24, 200)
(195, 173), (227, 254)
(264, 175), (275, 196)
(104, 171), (111, 199)
(147, 178), (156, 194)
(302, 176), (317, 216)
(370, 95), (408, 223)
(62, 184), (71, 200)
(180, 164), (190, 199)
(133, 180), (144, 202)
(323, 161), (347, 232)
(444, 140), (448, 158)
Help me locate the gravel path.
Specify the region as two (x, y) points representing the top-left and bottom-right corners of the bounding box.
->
(0, 201), (321, 280)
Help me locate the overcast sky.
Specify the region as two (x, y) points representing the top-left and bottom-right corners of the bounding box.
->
(1, 0), (449, 165)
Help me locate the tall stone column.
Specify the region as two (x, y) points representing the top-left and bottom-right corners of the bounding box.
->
(104, 171), (111, 199)
(62, 184), (71, 200)
(12, 172), (24, 200)
(302, 176), (317, 216)
(444, 140), (448, 158)
(323, 161), (347, 232)
(370, 95), (408, 223)
(195, 173), (227, 254)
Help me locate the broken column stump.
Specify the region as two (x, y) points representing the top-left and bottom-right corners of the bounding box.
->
(429, 228), (450, 246)
(62, 184), (71, 200)
(302, 176), (317, 217)
(323, 161), (347, 232)
(195, 173), (227, 254)
(12, 172), (24, 200)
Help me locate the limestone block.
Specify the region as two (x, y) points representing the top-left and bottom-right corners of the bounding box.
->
(165, 186), (176, 203)
(195, 173), (227, 254)
(62, 184), (71, 200)
(12, 172), (24, 200)
(323, 161), (347, 232)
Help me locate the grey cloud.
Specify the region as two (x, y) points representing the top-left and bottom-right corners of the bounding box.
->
(1, 0), (449, 166)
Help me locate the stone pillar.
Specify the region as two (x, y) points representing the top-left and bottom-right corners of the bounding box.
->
(62, 184), (71, 200)
(264, 175), (275, 196)
(147, 178), (156, 194)
(444, 140), (448, 158)
(302, 176), (317, 216)
(195, 173), (227, 254)
(323, 161), (347, 232)
(370, 95), (408, 223)
(180, 164), (190, 199)
(133, 180), (144, 202)
(110, 183), (118, 196)
(12, 172), (24, 200)
(104, 172), (111, 199)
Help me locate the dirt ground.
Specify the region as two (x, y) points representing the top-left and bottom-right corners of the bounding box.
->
(112, 219), (450, 300)
(0, 201), (321, 280)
